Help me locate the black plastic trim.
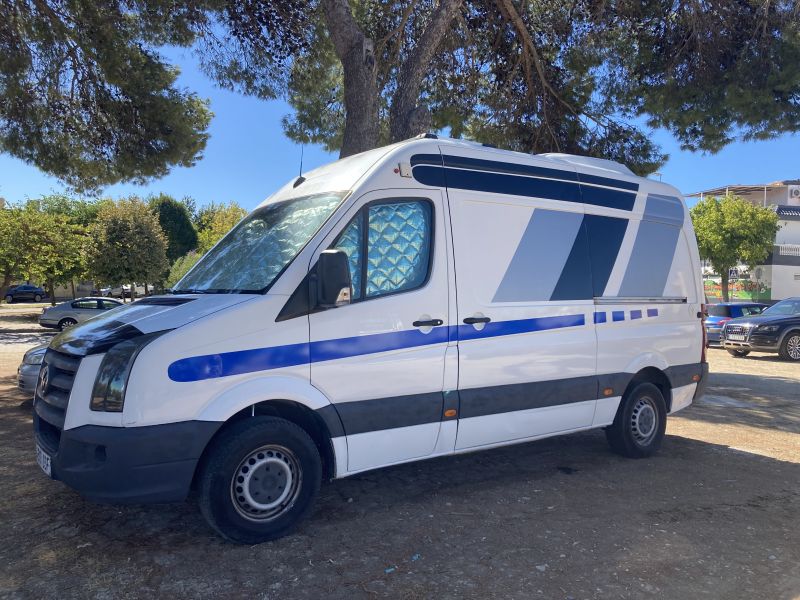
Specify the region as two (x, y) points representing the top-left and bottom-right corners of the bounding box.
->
(37, 420), (222, 504)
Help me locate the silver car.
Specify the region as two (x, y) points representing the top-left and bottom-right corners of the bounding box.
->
(18, 344), (47, 396)
(39, 296), (123, 331)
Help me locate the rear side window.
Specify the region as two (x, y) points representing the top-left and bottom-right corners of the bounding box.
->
(334, 200), (433, 301)
(71, 300), (99, 309)
(707, 305), (731, 317)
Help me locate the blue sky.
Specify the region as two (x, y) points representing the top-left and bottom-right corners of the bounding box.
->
(1, 47), (798, 211)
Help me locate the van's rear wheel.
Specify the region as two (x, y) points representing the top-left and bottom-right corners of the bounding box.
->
(606, 382), (667, 458)
(197, 416), (321, 544)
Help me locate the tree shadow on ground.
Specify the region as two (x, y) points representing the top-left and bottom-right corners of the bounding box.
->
(675, 371), (800, 434)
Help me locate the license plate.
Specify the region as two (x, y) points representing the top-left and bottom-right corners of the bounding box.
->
(727, 334), (745, 341)
(36, 444), (52, 477)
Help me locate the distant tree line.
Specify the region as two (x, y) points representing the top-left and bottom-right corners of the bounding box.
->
(0, 194), (247, 303)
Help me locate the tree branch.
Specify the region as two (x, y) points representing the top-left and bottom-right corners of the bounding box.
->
(389, 0), (464, 141)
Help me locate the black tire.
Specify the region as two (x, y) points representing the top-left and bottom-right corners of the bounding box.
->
(58, 318), (78, 331)
(779, 330), (800, 361)
(606, 382), (667, 458)
(727, 349), (750, 357)
(197, 416), (322, 544)
(4, 295), (12, 304)
(34, 294), (42, 302)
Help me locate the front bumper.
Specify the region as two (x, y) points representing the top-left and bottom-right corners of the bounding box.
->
(721, 339), (779, 353)
(34, 414), (221, 504)
(18, 364), (38, 395)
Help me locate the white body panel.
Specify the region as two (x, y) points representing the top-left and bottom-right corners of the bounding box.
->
(51, 137), (705, 483)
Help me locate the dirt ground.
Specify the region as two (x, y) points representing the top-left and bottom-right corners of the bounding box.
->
(0, 307), (798, 600)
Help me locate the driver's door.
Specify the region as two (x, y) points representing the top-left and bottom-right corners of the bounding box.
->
(308, 189), (451, 473)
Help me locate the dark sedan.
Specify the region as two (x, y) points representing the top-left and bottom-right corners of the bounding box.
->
(705, 302), (768, 344)
(721, 297), (800, 360)
(4, 285), (47, 303)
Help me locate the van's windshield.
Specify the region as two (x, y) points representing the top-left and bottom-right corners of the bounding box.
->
(173, 192), (347, 294)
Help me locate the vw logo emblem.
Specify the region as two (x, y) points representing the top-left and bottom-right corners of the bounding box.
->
(37, 365), (50, 396)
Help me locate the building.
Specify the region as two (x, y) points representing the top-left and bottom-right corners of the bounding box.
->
(687, 180), (800, 301)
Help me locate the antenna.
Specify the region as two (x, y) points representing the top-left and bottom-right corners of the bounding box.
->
(299, 144), (304, 177)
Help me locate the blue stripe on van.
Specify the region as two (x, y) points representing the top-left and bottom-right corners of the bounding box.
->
(167, 313), (585, 382)
(410, 155), (638, 211)
(411, 154), (640, 192)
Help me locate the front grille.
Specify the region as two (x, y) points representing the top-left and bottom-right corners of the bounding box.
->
(724, 325), (750, 338)
(33, 349), (81, 449)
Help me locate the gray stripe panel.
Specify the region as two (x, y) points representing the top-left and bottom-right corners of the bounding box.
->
(316, 363), (706, 437)
(644, 193), (685, 226)
(459, 375), (598, 419)
(618, 219), (681, 297)
(332, 392), (443, 436)
(493, 209), (583, 302)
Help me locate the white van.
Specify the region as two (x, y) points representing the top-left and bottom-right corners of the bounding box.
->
(33, 136), (708, 543)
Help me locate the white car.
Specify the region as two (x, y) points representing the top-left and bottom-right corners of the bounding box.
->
(100, 284), (147, 299)
(39, 297), (123, 330)
(32, 136), (707, 543)
(18, 344), (48, 396)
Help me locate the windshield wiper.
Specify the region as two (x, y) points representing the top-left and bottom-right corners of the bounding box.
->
(170, 288), (212, 295)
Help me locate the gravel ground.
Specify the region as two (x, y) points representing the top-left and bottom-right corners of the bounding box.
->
(0, 308), (798, 599)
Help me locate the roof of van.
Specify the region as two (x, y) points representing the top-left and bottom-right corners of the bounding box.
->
(258, 135), (675, 208)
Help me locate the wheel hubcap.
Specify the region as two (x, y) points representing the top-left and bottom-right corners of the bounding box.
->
(787, 335), (800, 360)
(630, 396), (658, 445)
(231, 445), (301, 522)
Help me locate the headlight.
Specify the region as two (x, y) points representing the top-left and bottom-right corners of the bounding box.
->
(91, 332), (166, 412)
(23, 351), (45, 365)
(755, 325), (780, 333)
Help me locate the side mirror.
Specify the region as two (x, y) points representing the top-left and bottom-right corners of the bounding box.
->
(316, 250), (352, 308)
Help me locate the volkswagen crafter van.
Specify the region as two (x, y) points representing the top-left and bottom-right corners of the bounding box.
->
(33, 136), (708, 543)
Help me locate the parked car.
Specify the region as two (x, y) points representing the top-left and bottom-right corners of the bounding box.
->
(18, 344), (47, 396)
(704, 302), (768, 344)
(721, 297), (800, 360)
(39, 297), (124, 331)
(32, 137), (707, 544)
(5, 284), (47, 303)
(101, 284), (147, 299)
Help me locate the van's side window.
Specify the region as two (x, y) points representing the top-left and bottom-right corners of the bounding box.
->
(334, 200), (433, 300)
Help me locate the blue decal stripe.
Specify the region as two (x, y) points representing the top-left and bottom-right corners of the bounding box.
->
(310, 327), (448, 362)
(612, 311), (625, 322)
(457, 314), (585, 341)
(594, 311), (607, 323)
(630, 309), (643, 319)
(410, 155), (638, 211)
(647, 308), (659, 317)
(169, 314), (586, 382)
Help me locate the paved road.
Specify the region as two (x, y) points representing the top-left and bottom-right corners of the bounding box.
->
(0, 309), (798, 599)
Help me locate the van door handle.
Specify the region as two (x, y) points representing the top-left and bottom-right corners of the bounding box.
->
(413, 319), (443, 327)
(463, 316), (491, 324)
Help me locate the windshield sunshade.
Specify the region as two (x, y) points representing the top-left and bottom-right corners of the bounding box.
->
(176, 192), (347, 293)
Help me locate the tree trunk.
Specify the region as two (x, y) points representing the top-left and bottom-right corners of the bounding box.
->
(1, 272), (13, 301)
(389, 0), (463, 142)
(47, 278), (56, 306)
(70, 279), (76, 299)
(321, 0), (380, 158)
(130, 282), (136, 302)
(721, 271), (730, 302)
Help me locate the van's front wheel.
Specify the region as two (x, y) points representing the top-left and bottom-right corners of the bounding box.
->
(605, 383), (667, 458)
(197, 416), (322, 544)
